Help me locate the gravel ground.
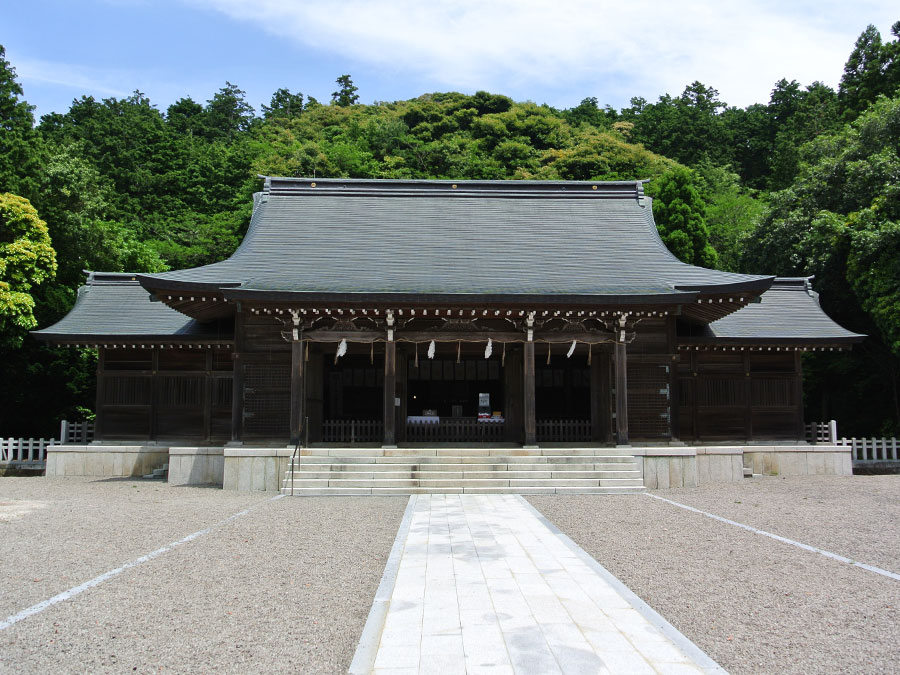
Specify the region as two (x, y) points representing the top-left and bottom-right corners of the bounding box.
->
(529, 475), (900, 675)
(0, 477), (407, 674)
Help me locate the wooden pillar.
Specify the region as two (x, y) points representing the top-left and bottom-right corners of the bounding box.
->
(794, 350), (805, 440)
(149, 349), (159, 441)
(95, 348), (105, 441)
(396, 347), (408, 444)
(744, 351), (753, 443)
(230, 306), (245, 442)
(383, 339), (397, 446)
(667, 316), (679, 442)
(523, 341), (536, 446)
(290, 337), (305, 445)
(615, 340), (629, 445)
(203, 349), (213, 441)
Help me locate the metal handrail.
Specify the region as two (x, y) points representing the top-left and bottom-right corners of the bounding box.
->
(289, 415), (309, 496)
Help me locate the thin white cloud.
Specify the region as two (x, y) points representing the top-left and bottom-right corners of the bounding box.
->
(185, 0), (897, 106)
(15, 58), (132, 99)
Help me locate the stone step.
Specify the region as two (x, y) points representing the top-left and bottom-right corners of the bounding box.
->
(280, 485), (646, 496)
(297, 447), (639, 458)
(282, 477), (645, 489)
(292, 454), (638, 465)
(283, 469), (642, 481)
(287, 461), (639, 472)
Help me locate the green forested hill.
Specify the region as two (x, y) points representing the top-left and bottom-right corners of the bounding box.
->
(1, 21), (898, 436)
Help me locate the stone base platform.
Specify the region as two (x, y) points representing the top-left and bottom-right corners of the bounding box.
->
(43, 443), (852, 492)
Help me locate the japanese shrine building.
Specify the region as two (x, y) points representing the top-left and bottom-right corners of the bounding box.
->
(35, 178), (862, 490)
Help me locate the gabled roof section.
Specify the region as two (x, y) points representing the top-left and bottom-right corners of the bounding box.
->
(31, 273), (232, 344)
(137, 177), (772, 318)
(678, 278), (865, 346)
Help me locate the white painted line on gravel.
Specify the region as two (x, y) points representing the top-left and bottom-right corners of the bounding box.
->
(646, 493), (900, 582)
(0, 494), (285, 632)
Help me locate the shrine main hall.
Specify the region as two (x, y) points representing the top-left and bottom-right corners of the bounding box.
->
(35, 177), (862, 492)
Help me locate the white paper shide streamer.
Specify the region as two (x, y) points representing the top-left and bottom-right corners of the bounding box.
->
(335, 338), (347, 363)
(566, 340), (577, 358)
(484, 338), (493, 359)
(427, 340), (436, 359)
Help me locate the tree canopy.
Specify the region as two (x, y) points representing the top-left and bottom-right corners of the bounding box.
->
(0, 193), (57, 345)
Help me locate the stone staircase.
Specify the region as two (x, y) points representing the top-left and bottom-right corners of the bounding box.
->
(142, 463), (169, 480)
(280, 447), (644, 495)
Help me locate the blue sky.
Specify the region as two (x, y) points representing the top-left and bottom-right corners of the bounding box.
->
(4, 1), (898, 120)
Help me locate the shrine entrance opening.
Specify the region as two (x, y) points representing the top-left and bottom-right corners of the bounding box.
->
(405, 354), (506, 442)
(536, 351), (593, 443)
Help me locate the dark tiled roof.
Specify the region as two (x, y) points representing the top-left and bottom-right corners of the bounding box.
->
(680, 278), (864, 345)
(31, 273), (231, 343)
(139, 177), (772, 299)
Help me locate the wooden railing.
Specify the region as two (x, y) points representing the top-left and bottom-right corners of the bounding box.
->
(1, 437), (55, 465)
(60, 419), (95, 444)
(806, 420), (900, 465)
(805, 420), (837, 444)
(322, 420), (383, 444)
(536, 419), (592, 443)
(406, 418), (505, 443)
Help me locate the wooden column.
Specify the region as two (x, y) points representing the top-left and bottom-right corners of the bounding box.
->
(149, 349), (159, 441)
(396, 347), (408, 444)
(383, 339), (397, 446)
(523, 341), (536, 446)
(203, 349), (213, 441)
(667, 317), (680, 442)
(230, 306), (245, 442)
(290, 337), (305, 445)
(743, 351), (753, 443)
(794, 350), (805, 440)
(95, 348), (105, 441)
(614, 340), (629, 445)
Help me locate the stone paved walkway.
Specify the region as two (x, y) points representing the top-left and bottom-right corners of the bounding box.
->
(357, 494), (725, 675)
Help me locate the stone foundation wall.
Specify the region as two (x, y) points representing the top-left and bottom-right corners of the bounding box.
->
(168, 447), (225, 486)
(46, 445), (169, 478)
(743, 446), (852, 478)
(638, 445), (852, 489)
(222, 447), (292, 492)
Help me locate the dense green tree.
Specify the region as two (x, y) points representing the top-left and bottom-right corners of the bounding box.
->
(649, 167), (717, 267)
(692, 162), (765, 272)
(744, 95), (900, 433)
(839, 25), (887, 118)
(0, 45), (40, 199)
(0, 193), (57, 345)
(262, 88), (304, 119)
(624, 82), (731, 168)
(331, 74), (359, 106)
(204, 82), (256, 139)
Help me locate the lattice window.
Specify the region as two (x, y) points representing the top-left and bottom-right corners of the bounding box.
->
(243, 362), (290, 437)
(752, 379), (796, 407)
(627, 362), (671, 439)
(697, 379), (746, 407)
(102, 376), (151, 405)
(158, 376), (203, 407)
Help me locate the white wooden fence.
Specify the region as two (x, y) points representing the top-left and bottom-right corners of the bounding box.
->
(841, 437), (900, 464)
(1, 420), (95, 467)
(0, 437), (55, 465)
(806, 419), (900, 465)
